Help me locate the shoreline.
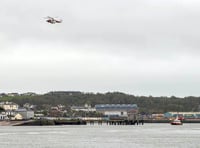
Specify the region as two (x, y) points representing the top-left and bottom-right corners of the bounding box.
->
(0, 120), (34, 126)
(1, 119), (200, 126)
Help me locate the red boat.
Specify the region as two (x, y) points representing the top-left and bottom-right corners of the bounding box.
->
(171, 117), (183, 125)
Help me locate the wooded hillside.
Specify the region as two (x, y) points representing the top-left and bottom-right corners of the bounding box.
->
(1, 91), (199, 113)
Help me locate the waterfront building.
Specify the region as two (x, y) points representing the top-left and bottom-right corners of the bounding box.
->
(0, 113), (8, 120)
(151, 114), (165, 119)
(34, 113), (45, 119)
(164, 112), (200, 119)
(4, 110), (16, 117)
(95, 104), (138, 117)
(13, 113), (23, 120)
(15, 108), (34, 120)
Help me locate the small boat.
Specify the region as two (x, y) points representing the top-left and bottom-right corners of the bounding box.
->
(171, 116), (182, 125)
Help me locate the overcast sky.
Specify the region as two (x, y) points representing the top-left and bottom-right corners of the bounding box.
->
(1, 0), (200, 97)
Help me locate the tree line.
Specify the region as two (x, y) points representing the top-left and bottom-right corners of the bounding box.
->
(1, 91), (200, 114)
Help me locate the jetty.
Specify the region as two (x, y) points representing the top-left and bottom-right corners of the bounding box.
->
(1, 113), (144, 126)
(82, 115), (144, 125)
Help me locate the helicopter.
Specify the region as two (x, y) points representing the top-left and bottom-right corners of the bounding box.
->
(45, 16), (62, 24)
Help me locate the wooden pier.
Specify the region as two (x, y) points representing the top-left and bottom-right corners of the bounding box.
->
(83, 115), (144, 125)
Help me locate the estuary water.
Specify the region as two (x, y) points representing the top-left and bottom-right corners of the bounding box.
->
(0, 123), (200, 148)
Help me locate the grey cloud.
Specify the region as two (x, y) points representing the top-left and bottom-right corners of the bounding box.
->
(1, 0), (200, 96)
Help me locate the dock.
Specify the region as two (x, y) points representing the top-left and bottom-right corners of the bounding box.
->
(82, 116), (144, 125)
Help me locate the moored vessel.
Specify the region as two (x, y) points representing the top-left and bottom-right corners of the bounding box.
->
(171, 117), (182, 125)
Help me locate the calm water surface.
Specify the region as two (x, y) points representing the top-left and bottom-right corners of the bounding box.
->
(0, 123), (200, 148)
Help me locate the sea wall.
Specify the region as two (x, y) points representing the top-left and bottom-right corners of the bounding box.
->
(14, 119), (87, 126)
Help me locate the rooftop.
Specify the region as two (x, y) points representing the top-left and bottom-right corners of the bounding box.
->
(95, 104), (138, 111)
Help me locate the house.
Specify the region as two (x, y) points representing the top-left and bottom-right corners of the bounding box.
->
(0, 101), (19, 111)
(71, 104), (96, 112)
(21, 92), (37, 96)
(7, 93), (19, 97)
(23, 103), (36, 110)
(49, 107), (64, 117)
(34, 113), (45, 119)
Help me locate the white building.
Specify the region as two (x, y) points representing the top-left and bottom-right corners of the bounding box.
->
(95, 104), (138, 117)
(0, 113), (8, 120)
(71, 104), (96, 112)
(0, 102), (19, 111)
(12, 114), (23, 120)
(15, 108), (34, 120)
